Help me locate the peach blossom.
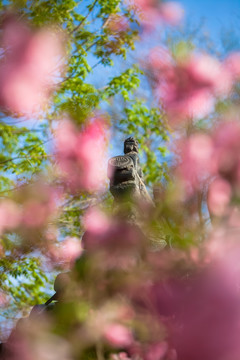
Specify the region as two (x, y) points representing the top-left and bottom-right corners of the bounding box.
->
(134, 0), (184, 29)
(55, 118), (108, 193)
(159, 2), (184, 25)
(48, 237), (82, 269)
(207, 178), (232, 216)
(224, 52), (240, 79)
(145, 342), (169, 360)
(111, 352), (132, 360)
(148, 47), (173, 72)
(213, 121), (240, 184)
(176, 120), (240, 191)
(83, 207), (111, 235)
(104, 324), (133, 348)
(150, 53), (233, 122)
(0, 199), (21, 234)
(0, 15), (64, 115)
(22, 201), (49, 228)
(177, 134), (216, 190)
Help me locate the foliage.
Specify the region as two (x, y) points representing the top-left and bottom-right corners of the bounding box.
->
(0, 0), (149, 326)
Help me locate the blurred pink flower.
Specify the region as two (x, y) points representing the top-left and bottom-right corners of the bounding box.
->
(22, 201), (50, 228)
(21, 184), (59, 228)
(129, 340), (177, 360)
(213, 120), (240, 183)
(55, 118), (108, 193)
(134, 0), (184, 30)
(144, 342), (168, 360)
(158, 2), (184, 25)
(139, 247), (240, 360)
(176, 120), (240, 192)
(50, 237), (82, 267)
(151, 52), (232, 122)
(0, 14), (64, 115)
(0, 199), (21, 234)
(149, 47), (173, 71)
(104, 323), (133, 348)
(224, 52), (240, 79)
(228, 206), (240, 227)
(83, 207), (111, 234)
(82, 221), (144, 254)
(186, 54), (231, 95)
(111, 352), (132, 360)
(60, 237), (82, 262)
(207, 178), (231, 216)
(177, 133), (216, 190)
(0, 183), (60, 243)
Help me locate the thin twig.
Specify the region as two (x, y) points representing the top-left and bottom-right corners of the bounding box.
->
(70, 0), (98, 34)
(92, 59), (102, 70)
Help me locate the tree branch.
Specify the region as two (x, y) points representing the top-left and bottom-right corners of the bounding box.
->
(70, 0), (98, 34)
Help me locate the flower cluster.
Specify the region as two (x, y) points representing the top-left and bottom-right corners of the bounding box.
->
(134, 0), (184, 30)
(55, 118), (108, 193)
(0, 14), (65, 116)
(0, 181), (60, 253)
(148, 48), (240, 123)
(176, 120), (240, 210)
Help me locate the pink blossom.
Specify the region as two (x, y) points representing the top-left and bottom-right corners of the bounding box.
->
(0, 183), (60, 240)
(228, 207), (240, 227)
(144, 342), (168, 360)
(177, 133), (216, 190)
(83, 207), (111, 234)
(158, 2), (184, 25)
(176, 120), (240, 191)
(140, 247), (240, 360)
(21, 184), (59, 228)
(104, 324), (133, 348)
(129, 340), (177, 360)
(186, 54), (231, 95)
(22, 200), (49, 227)
(207, 178), (231, 216)
(82, 221), (144, 254)
(0, 14), (64, 115)
(134, 0), (184, 30)
(0, 199), (21, 234)
(82, 222), (143, 272)
(213, 120), (240, 183)
(111, 352), (132, 360)
(206, 226), (240, 263)
(50, 237), (82, 266)
(148, 47), (173, 73)
(53, 119), (77, 154)
(60, 237), (82, 262)
(55, 118), (108, 193)
(151, 53), (232, 122)
(224, 52), (240, 79)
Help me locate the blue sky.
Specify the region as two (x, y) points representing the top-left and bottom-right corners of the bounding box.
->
(181, 0), (240, 40)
